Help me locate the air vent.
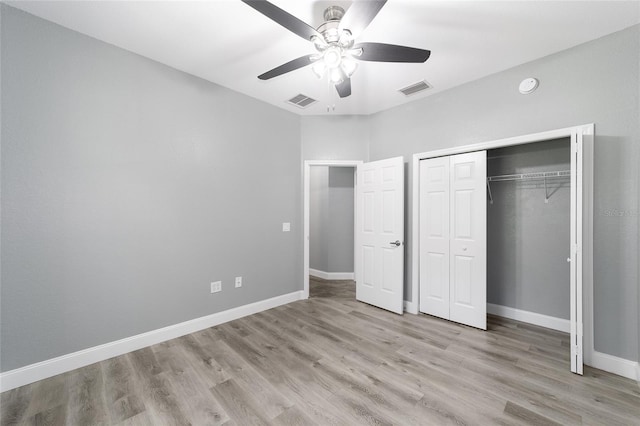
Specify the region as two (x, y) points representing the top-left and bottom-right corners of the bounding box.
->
(399, 80), (432, 96)
(287, 94), (317, 108)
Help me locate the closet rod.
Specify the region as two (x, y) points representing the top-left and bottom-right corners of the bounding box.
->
(487, 170), (570, 182)
(486, 169), (570, 204)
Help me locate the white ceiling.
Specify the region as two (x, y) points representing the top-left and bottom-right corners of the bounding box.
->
(8, 0), (640, 116)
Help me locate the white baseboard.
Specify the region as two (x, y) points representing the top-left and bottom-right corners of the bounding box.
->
(0, 291), (304, 392)
(309, 268), (354, 281)
(404, 300), (418, 315)
(589, 350), (639, 382)
(487, 303), (570, 333)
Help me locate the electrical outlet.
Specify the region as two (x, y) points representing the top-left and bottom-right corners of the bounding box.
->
(235, 276), (242, 288)
(210, 281), (222, 293)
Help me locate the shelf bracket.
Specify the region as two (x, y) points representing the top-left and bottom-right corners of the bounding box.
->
(486, 179), (493, 205)
(544, 176), (549, 203)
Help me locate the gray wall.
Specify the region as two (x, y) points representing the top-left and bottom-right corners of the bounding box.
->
(309, 167), (329, 272)
(327, 168), (355, 273)
(301, 115), (370, 161)
(0, 6), (302, 372)
(368, 25), (640, 361)
(487, 139), (571, 320)
(309, 166), (355, 274)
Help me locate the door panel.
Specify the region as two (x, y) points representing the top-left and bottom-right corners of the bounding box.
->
(356, 157), (404, 314)
(419, 157), (450, 319)
(449, 151), (487, 330)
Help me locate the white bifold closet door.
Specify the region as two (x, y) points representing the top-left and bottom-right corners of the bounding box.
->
(419, 151), (487, 330)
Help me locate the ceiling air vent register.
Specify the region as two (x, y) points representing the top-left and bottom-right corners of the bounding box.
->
(399, 80), (432, 96)
(287, 94), (317, 108)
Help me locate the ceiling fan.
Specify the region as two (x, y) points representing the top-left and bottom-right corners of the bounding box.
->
(241, 0), (431, 98)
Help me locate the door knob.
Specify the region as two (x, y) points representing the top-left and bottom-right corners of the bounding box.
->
(390, 240), (401, 247)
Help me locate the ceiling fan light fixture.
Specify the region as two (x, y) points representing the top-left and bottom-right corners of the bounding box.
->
(329, 67), (344, 84)
(341, 57), (357, 77)
(349, 47), (363, 57)
(311, 61), (326, 79)
(323, 47), (343, 68)
(338, 29), (354, 48)
(311, 35), (327, 51)
(242, 0), (431, 100)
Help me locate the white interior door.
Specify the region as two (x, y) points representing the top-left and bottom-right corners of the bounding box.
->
(419, 157), (450, 319)
(570, 131), (584, 374)
(356, 157), (404, 314)
(449, 151), (487, 330)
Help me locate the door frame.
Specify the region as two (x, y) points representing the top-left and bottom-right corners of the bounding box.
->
(411, 124), (594, 372)
(303, 160), (363, 299)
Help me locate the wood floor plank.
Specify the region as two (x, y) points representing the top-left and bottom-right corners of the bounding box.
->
(173, 334), (231, 387)
(65, 363), (109, 426)
(101, 356), (145, 424)
(270, 406), (317, 426)
(164, 366), (228, 425)
(200, 337), (292, 421)
(3, 278), (639, 426)
(1, 385), (31, 426)
(24, 404), (66, 426)
(209, 379), (271, 426)
(503, 401), (563, 426)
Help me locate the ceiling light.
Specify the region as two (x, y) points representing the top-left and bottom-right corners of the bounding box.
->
(341, 57), (357, 77)
(349, 47), (363, 57)
(329, 68), (344, 84)
(323, 47), (342, 68)
(311, 35), (327, 51)
(311, 61), (326, 79)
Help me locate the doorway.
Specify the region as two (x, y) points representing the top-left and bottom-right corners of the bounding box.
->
(308, 165), (357, 298)
(303, 161), (362, 299)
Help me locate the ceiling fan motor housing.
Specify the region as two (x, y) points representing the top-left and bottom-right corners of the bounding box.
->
(316, 6), (352, 46)
(323, 5), (345, 22)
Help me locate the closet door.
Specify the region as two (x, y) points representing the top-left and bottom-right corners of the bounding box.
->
(419, 157), (450, 319)
(449, 151), (487, 330)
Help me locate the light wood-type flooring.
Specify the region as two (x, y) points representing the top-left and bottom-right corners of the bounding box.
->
(2, 277), (639, 425)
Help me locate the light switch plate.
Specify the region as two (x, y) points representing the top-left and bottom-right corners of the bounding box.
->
(282, 222), (290, 232)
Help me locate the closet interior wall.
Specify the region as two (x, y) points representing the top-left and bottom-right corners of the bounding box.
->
(487, 138), (571, 322)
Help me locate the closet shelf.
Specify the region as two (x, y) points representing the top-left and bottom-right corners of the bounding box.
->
(486, 170), (570, 204)
(487, 170), (571, 182)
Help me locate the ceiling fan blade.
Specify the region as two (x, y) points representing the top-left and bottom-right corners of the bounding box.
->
(242, 0), (322, 41)
(258, 54), (317, 80)
(354, 42), (431, 63)
(335, 78), (352, 98)
(339, 0), (387, 39)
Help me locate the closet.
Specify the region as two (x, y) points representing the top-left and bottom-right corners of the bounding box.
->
(486, 140), (571, 326)
(419, 139), (571, 332)
(415, 126), (588, 375)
